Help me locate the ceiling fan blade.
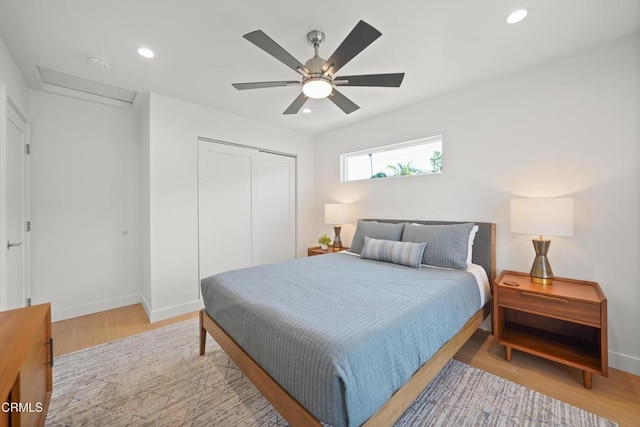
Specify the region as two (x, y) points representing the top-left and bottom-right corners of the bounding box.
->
(243, 30), (309, 75)
(329, 89), (360, 114)
(283, 93), (308, 115)
(232, 81), (300, 90)
(321, 21), (382, 75)
(333, 73), (405, 87)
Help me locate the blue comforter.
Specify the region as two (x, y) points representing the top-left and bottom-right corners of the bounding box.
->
(201, 253), (480, 426)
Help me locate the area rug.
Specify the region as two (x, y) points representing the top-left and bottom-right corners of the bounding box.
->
(46, 318), (616, 426)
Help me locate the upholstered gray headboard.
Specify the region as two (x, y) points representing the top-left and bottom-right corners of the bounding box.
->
(361, 219), (496, 284)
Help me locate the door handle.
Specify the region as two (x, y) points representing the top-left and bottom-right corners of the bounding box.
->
(6, 241), (23, 249)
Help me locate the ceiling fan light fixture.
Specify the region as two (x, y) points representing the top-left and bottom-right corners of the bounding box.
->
(302, 78), (332, 99)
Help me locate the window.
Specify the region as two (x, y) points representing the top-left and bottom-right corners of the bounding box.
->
(340, 136), (443, 182)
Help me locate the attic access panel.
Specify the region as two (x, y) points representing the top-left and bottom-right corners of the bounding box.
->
(37, 66), (137, 104)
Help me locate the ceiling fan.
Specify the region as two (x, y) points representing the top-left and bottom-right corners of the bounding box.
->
(232, 20), (405, 115)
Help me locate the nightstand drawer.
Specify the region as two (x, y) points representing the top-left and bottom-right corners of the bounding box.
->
(499, 287), (601, 326)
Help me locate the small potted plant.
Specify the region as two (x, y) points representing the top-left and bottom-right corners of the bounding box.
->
(318, 234), (332, 251)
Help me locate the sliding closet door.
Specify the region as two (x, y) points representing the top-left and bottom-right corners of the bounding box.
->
(198, 142), (253, 279)
(252, 152), (296, 266)
(198, 139), (296, 280)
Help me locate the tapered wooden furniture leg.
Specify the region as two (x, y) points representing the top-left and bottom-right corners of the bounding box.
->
(199, 309), (206, 356)
(505, 346), (512, 362)
(583, 371), (593, 389)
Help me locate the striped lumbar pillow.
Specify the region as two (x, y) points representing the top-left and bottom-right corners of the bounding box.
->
(360, 236), (427, 268)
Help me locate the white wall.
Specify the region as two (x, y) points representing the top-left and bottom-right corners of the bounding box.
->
(29, 91), (142, 321)
(143, 93), (315, 322)
(0, 36), (29, 117)
(140, 93), (152, 311)
(0, 35), (30, 311)
(314, 34), (640, 375)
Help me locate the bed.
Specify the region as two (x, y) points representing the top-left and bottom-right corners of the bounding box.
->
(199, 219), (496, 426)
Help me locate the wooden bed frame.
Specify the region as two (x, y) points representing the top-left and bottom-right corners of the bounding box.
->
(199, 221), (496, 426)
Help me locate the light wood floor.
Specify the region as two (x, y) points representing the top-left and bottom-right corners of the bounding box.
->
(53, 304), (640, 426)
(52, 304), (198, 356)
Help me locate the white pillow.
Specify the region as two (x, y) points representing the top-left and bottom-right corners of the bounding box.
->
(467, 225), (479, 264)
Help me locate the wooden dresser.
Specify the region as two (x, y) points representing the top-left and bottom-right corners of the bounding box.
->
(0, 304), (53, 427)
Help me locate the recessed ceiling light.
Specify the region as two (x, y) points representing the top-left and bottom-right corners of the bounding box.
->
(137, 47), (155, 58)
(506, 9), (528, 24)
(302, 108), (312, 114)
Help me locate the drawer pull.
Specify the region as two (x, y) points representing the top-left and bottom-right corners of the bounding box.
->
(520, 292), (569, 304)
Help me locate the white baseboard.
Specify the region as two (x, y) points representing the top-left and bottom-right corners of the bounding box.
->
(609, 351), (640, 376)
(145, 299), (204, 323)
(140, 294), (152, 321)
(50, 293), (202, 324)
(51, 294), (142, 322)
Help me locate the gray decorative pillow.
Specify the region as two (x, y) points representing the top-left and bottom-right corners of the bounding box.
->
(349, 220), (405, 254)
(401, 222), (475, 270)
(360, 237), (427, 269)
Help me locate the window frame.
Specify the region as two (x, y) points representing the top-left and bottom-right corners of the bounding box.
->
(339, 135), (443, 182)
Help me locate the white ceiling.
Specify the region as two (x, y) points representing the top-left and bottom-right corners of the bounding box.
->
(1, 0), (639, 135)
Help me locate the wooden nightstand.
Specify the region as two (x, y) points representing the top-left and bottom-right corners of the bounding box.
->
(493, 270), (608, 389)
(307, 246), (350, 257)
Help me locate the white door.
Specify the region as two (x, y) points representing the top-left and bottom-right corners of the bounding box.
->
(5, 100), (28, 309)
(198, 140), (296, 280)
(252, 152), (296, 265)
(198, 142), (253, 279)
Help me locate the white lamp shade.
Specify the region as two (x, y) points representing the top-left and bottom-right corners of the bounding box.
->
(324, 203), (351, 225)
(510, 198), (574, 237)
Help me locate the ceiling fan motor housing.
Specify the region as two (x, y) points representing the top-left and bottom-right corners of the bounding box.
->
(302, 30), (333, 90)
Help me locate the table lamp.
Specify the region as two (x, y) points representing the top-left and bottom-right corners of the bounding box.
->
(324, 204), (351, 249)
(510, 198), (574, 285)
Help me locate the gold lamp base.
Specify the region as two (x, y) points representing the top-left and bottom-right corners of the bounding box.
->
(530, 239), (554, 285)
(332, 226), (343, 249)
